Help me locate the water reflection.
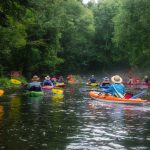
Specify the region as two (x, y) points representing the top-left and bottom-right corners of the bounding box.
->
(0, 105), (4, 127)
(67, 95), (150, 150)
(9, 96), (21, 121)
(51, 94), (64, 101)
(28, 96), (43, 112)
(0, 84), (150, 149)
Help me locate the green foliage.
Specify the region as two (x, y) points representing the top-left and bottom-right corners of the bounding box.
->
(113, 0), (150, 68)
(0, 0), (150, 75)
(60, 0), (95, 72)
(86, 0), (120, 70)
(0, 77), (11, 87)
(0, 76), (27, 88)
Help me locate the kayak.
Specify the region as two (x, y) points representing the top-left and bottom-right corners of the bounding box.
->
(51, 94), (64, 101)
(10, 79), (21, 85)
(51, 88), (64, 95)
(0, 90), (4, 96)
(86, 83), (98, 86)
(89, 91), (147, 104)
(124, 83), (150, 87)
(55, 82), (65, 88)
(26, 91), (44, 97)
(42, 85), (53, 90)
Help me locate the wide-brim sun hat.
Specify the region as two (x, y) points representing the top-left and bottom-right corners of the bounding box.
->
(32, 75), (40, 81)
(111, 75), (123, 83)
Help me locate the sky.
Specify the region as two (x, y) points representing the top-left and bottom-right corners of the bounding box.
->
(82, 0), (90, 3)
(82, 0), (97, 4)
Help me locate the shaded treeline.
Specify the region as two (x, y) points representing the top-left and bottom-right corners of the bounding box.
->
(0, 0), (150, 77)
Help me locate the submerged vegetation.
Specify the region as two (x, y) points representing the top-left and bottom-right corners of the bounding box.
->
(0, 0), (150, 77)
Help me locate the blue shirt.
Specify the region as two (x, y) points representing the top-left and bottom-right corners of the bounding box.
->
(27, 81), (42, 91)
(89, 77), (96, 83)
(43, 80), (53, 86)
(103, 83), (126, 96)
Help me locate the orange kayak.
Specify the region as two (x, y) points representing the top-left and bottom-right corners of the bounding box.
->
(89, 91), (148, 104)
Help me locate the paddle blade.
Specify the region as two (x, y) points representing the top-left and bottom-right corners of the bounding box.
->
(130, 91), (145, 99)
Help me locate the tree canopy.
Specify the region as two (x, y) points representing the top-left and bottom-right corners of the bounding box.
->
(0, 0), (150, 76)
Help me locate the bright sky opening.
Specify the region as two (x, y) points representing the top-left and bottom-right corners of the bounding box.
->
(82, 0), (97, 4)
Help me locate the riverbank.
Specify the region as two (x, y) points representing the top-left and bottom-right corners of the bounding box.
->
(0, 77), (27, 89)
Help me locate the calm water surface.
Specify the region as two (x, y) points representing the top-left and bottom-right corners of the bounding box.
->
(0, 85), (150, 150)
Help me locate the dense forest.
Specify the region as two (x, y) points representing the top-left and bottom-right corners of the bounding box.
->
(0, 0), (150, 77)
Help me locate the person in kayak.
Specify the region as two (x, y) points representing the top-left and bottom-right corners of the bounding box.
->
(88, 75), (96, 83)
(127, 76), (134, 84)
(43, 76), (53, 86)
(27, 75), (42, 91)
(101, 77), (110, 86)
(51, 76), (57, 84)
(102, 75), (126, 97)
(143, 75), (149, 83)
(57, 76), (64, 83)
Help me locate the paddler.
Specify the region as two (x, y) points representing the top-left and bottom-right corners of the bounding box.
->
(58, 76), (64, 83)
(88, 75), (96, 84)
(27, 75), (42, 91)
(143, 75), (149, 83)
(51, 76), (57, 84)
(43, 76), (53, 86)
(101, 77), (110, 86)
(102, 75), (126, 97)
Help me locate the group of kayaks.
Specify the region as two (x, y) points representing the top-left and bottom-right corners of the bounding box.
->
(26, 82), (65, 97)
(1, 77), (149, 105)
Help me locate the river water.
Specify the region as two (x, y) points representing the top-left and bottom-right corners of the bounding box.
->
(0, 84), (150, 150)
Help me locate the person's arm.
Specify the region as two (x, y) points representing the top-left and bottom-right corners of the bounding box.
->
(123, 85), (126, 94)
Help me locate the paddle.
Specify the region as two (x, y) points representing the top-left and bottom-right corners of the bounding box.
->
(99, 85), (110, 89)
(80, 87), (102, 92)
(112, 84), (124, 98)
(130, 91), (146, 99)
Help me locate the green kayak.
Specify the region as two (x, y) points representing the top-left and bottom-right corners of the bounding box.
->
(26, 91), (44, 97)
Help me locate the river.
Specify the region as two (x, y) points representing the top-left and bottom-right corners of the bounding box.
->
(0, 84), (150, 150)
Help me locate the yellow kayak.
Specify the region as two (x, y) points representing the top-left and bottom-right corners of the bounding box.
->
(51, 95), (64, 101)
(0, 90), (4, 96)
(10, 79), (21, 85)
(86, 83), (98, 86)
(51, 88), (64, 95)
(55, 82), (65, 88)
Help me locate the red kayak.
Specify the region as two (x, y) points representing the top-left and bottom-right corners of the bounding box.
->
(42, 85), (54, 91)
(124, 83), (150, 87)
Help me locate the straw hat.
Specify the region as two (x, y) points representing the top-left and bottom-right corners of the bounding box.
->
(45, 76), (50, 80)
(32, 75), (40, 81)
(111, 75), (122, 83)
